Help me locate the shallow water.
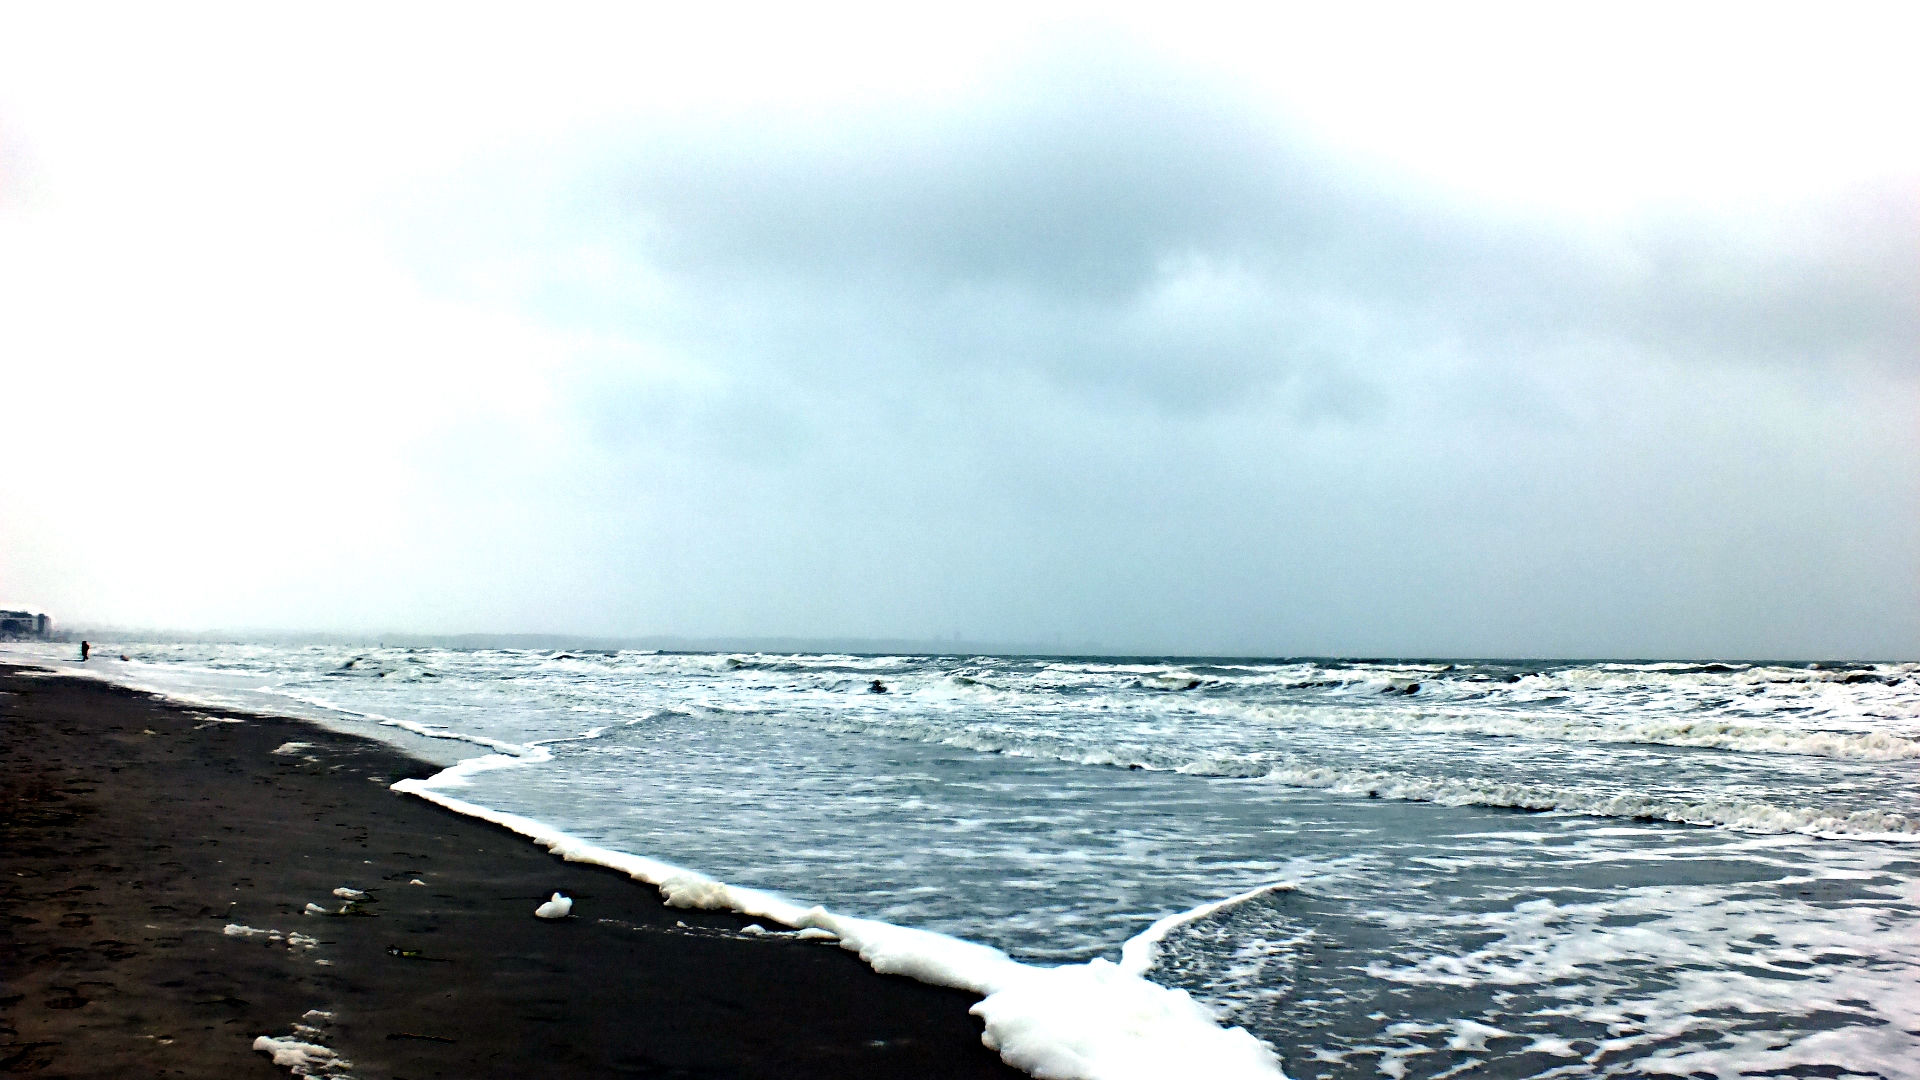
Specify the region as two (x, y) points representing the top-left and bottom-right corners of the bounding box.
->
(11, 643), (1917, 1079)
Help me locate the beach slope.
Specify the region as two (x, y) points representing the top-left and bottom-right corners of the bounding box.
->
(0, 664), (1024, 1079)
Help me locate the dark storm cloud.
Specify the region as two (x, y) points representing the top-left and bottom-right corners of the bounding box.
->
(394, 42), (1919, 657)
(559, 48), (1916, 412)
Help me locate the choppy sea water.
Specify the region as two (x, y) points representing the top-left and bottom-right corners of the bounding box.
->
(9, 643), (1918, 1079)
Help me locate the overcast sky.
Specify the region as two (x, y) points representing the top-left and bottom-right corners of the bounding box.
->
(2, 3), (1915, 658)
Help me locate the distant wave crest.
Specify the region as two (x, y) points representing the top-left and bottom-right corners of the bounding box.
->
(1262, 764), (1918, 840)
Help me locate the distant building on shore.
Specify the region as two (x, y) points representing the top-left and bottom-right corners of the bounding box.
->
(0, 610), (52, 639)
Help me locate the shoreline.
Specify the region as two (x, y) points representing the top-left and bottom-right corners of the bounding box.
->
(0, 663), (1027, 1078)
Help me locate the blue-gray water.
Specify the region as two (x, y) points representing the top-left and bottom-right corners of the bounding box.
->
(11, 643), (1917, 1079)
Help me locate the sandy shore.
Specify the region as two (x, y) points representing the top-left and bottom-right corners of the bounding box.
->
(0, 663), (1026, 1079)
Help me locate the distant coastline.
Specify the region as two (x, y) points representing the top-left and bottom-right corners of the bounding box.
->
(0, 609), (55, 641)
(31, 628), (1913, 666)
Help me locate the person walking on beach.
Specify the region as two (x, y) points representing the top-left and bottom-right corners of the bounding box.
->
(80, 640), (90, 661)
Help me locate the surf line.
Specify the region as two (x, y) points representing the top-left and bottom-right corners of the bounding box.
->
(393, 762), (1289, 1080)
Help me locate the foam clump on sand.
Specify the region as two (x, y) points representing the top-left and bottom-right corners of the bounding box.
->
(657, 872), (731, 909)
(252, 1035), (350, 1077)
(225, 924), (320, 950)
(332, 887), (366, 900)
(392, 780), (1287, 1080)
(533, 892), (572, 919)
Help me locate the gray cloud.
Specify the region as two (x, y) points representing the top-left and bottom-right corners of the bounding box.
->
(392, 42), (1919, 657)
(549, 48), (1918, 390)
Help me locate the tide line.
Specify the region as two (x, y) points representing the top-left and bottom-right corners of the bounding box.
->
(392, 771), (1287, 1080)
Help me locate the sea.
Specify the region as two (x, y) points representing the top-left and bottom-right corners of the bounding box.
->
(7, 642), (1917, 1080)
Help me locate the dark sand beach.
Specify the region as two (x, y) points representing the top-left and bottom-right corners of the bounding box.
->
(0, 664), (1025, 1079)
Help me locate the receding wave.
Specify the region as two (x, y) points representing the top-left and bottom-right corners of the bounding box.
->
(916, 671), (1920, 762)
(1261, 764), (1919, 840)
(393, 770), (1285, 1080)
(617, 708), (1918, 839)
(1204, 702), (1920, 761)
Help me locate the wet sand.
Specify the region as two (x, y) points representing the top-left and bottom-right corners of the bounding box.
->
(0, 663), (1025, 1079)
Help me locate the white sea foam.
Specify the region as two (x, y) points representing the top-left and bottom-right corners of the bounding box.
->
(390, 777), (1286, 1080)
(252, 1035), (350, 1077)
(1361, 872), (1920, 1080)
